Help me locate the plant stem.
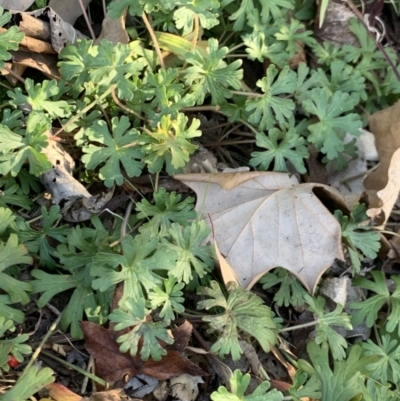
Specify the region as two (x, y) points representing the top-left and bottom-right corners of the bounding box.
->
(41, 351), (107, 387)
(231, 90), (261, 97)
(53, 87), (112, 136)
(279, 320), (317, 333)
(142, 12), (165, 68)
(19, 313), (62, 382)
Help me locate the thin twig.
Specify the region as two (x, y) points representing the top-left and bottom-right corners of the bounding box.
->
(111, 85), (146, 120)
(121, 200), (133, 238)
(96, 94), (112, 131)
(142, 12), (165, 68)
(3, 65), (25, 84)
(77, 0), (96, 41)
(19, 313), (62, 381)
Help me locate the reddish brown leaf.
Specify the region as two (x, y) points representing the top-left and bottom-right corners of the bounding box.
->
(45, 382), (81, 401)
(81, 320), (204, 383)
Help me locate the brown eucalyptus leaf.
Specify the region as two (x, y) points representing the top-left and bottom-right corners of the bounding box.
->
(174, 172), (344, 293)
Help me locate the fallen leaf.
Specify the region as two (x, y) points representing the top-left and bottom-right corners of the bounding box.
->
(367, 148), (400, 228)
(41, 135), (92, 204)
(126, 374), (158, 398)
(82, 320), (204, 384)
(364, 100), (400, 191)
(214, 241), (239, 287)
(88, 389), (122, 401)
(0, 0), (35, 11)
(95, 8), (129, 45)
(174, 172), (344, 293)
(170, 374), (203, 401)
(314, 0), (358, 46)
(48, 0), (93, 25)
(328, 130), (378, 208)
(29, 7), (88, 53)
(45, 383), (81, 401)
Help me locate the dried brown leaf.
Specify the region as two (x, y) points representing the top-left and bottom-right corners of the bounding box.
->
(367, 148), (400, 228)
(364, 100), (400, 192)
(81, 320), (204, 384)
(45, 382), (82, 401)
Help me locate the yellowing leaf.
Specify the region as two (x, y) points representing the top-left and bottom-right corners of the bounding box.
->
(174, 172), (344, 293)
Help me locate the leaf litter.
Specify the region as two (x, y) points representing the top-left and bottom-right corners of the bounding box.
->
(175, 171), (344, 292)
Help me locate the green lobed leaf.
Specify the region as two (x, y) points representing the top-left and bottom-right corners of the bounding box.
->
(305, 294), (352, 361)
(250, 119), (309, 174)
(7, 79), (70, 118)
(184, 38), (243, 105)
(18, 206), (70, 269)
(246, 65), (297, 131)
(109, 297), (173, 361)
(0, 7), (24, 70)
(260, 268), (308, 307)
(335, 203), (380, 274)
(136, 187), (196, 237)
(211, 369), (284, 401)
(0, 234), (32, 304)
(91, 233), (175, 303)
(140, 113), (201, 174)
(0, 365), (54, 401)
(148, 277), (185, 324)
(301, 88), (362, 161)
(173, 0), (220, 35)
(361, 334), (400, 386)
(198, 281), (281, 360)
(82, 116), (144, 187)
(163, 221), (215, 284)
(349, 271), (390, 328)
(0, 112), (52, 177)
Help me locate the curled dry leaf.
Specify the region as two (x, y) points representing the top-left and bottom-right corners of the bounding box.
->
(364, 100), (400, 192)
(367, 148), (400, 228)
(40, 134), (92, 204)
(174, 172), (344, 293)
(81, 320), (204, 384)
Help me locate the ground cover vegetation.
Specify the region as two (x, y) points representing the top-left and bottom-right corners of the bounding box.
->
(1, 0), (400, 399)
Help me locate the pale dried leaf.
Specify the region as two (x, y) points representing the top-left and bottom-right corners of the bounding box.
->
(0, 0), (34, 11)
(364, 100), (400, 191)
(41, 135), (92, 204)
(174, 172), (344, 293)
(48, 0), (93, 25)
(214, 241), (239, 287)
(170, 374), (203, 401)
(95, 9), (129, 45)
(315, 0), (358, 46)
(30, 7), (88, 53)
(328, 130), (377, 208)
(367, 148), (400, 228)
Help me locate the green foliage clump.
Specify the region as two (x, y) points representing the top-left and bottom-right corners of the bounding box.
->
(1, 0), (400, 399)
